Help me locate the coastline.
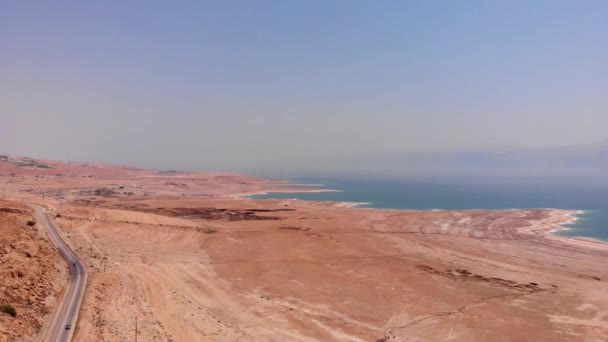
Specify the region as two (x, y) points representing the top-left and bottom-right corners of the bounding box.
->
(243, 181), (607, 244)
(247, 191), (608, 251)
(232, 188), (341, 199)
(543, 210), (608, 250)
(243, 186), (607, 246)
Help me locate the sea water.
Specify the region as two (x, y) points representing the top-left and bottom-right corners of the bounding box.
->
(248, 178), (608, 241)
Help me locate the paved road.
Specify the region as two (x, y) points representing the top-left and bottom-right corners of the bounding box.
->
(32, 205), (87, 342)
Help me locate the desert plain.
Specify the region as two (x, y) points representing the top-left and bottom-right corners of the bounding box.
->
(1, 157), (608, 341)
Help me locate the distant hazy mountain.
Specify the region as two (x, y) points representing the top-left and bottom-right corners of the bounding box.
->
(336, 140), (608, 182)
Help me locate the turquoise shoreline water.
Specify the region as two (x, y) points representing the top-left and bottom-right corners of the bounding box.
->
(248, 178), (608, 241)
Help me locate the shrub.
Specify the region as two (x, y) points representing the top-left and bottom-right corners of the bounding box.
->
(26, 220), (36, 227)
(0, 304), (16, 317)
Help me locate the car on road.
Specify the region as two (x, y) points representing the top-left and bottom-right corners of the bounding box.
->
(65, 324), (71, 330)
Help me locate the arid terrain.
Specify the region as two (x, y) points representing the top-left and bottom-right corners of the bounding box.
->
(0, 199), (65, 342)
(1, 157), (608, 341)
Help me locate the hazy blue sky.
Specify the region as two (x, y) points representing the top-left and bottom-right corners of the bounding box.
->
(1, 1), (607, 172)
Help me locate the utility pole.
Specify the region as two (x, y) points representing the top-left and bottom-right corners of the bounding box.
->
(97, 253), (106, 272)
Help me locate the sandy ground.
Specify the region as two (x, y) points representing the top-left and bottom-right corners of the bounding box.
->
(0, 200), (65, 342)
(1, 157), (608, 341)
